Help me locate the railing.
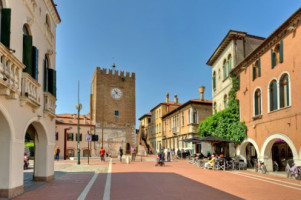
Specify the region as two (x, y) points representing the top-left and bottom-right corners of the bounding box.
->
(21, 72), (40, 107)
(44, 92), (56, 116)
(0, 43), (24, 96)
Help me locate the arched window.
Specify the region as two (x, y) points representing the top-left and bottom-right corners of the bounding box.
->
(223, 59), (227, 79)
(224, 95), (228, 108)
(252, 59), (261, 80)
(23, 25), (32, 73)
(228, 54), (232, 73)
(46, 14), (51, 29)
(271, 41), (283, 68)
(254, 89), (261, 116)
(279, 74), (290, 108)
(213, 71), (216, 90)
(269, 80), (278, 111)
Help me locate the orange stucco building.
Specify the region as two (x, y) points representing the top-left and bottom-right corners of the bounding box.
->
(232, 8), (301, 171)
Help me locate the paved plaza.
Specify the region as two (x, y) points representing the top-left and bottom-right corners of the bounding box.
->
(9, 157), (301, 200)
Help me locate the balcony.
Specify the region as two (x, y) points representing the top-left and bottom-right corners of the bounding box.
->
(0, 43), (24, 98)
(44, 92), (56, 118)
(20, 72), (40, 108)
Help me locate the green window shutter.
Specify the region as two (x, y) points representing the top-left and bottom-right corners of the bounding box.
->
(255, 93), (258, 115)
(280, 40), (283, 63)
(43, 58), (48, 92)
(259, 92), (261, 114)
(252, 65), (255, 81)
(31, 46), (39, 81)
(286, 76), (290, 106)
(269, 85), (273, 111)
(280, 80), (284, 108)
(228, 58), (232, 73)
(213, 76), (216, 89)
(1, 8), (11, 48)
(273, 81), (278, 110)
(271, 49), (276, 68)
(258, 58), (261, 77)
(48, 68), (56, 97)
(22, 35), (33, 74)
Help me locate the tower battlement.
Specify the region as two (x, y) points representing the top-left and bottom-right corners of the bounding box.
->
(96, 67), (135, 79)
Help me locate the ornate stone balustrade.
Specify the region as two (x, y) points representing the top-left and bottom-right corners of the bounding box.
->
(44, 92), (56, 117)
(20, 72), (40, 108)
(0, 43), (24, 98)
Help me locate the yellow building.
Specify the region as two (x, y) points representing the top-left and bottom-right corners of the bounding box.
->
(148, 93), (182, 153)
(162, 87), (212, 153)
(138, 113), (152, 153)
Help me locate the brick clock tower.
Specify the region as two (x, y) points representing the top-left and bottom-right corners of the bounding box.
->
(90, 67), (136, 156)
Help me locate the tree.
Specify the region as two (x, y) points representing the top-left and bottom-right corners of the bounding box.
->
(197, 76), (246, 144)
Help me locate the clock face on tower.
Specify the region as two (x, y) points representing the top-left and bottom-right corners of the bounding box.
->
(111, 88), (122, 99)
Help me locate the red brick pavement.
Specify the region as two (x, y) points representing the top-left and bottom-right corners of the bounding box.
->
(13, 158), (301, 200)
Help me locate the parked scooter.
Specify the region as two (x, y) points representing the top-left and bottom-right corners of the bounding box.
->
(254, 160), (267, 174)
(286, 162), (301, 180)
(24, 153), (29, 170)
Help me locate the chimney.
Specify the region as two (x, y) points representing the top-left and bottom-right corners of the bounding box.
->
(199, 86), (205, 101)
(166, 92), (169, 103)
(174, 94), (178, 104)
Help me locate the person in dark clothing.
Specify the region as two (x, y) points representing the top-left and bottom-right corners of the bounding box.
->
(177, 149), (181, 159)
(119, 147), (123, 162)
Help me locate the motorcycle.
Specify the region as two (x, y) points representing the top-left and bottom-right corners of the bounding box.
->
(24, 154), (29, 170)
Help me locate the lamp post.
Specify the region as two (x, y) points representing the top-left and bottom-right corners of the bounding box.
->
(64, 127), (72, 160)
(76, 103), (82, 165)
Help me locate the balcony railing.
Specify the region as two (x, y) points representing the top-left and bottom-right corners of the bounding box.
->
(0, 43), (24, 97)
(44, 92), (56, 117)
(20, 72), (40, 108)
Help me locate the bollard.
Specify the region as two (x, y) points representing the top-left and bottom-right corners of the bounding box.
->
(126, 156), (131, 164)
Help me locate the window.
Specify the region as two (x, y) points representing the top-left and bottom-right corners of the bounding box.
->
(46, 14), (51, 30)
(213, 71), (216, 90)
(279, 74), (290, 108)
(75, 133), (82, 141)
(252, 59), (261, 81)
(181, 112), (184, 126)
(228, 54), (232, 73)
(67, 133), (73, 141)
(193, 109), (198, 123)
(271, 40), (283, 68)
(67, 149), (74, 158)
(68, 120), (73, 124)
(224, 95), (228, 109)
(187, 109), (190, 124)
(254, 89), (261, 116)
(0, 6), (11, 48)
(55, 132), (58, 141)
(148, 118), (151, 123)
(223, 59), (227, 79)
(114, 110), (119, 116)
(159, 109), (161, 117)
(169, 119), (171, 131)
(269, 80), (278, 111)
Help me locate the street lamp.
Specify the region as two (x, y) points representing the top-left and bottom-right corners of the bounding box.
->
(76, 103), (82, 165)
(64, 127), (72, 160)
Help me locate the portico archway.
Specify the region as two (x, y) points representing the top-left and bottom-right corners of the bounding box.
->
(238, 138), (259, 168)
(261, 133), (298, 172)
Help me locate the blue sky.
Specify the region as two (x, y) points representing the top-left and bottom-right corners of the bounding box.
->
(55, 0), (301, 127)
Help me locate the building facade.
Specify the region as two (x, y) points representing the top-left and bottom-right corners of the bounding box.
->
(55, 114), (96, 159)
(162, 89), (212, 154)
(232, 8), (301, 171)
(148, 93), (182, 153)
(207, 30), (265, 113)
(0, 0), (60, 198)
(137, 113), (152, 153)
(90, 67), (136, 156)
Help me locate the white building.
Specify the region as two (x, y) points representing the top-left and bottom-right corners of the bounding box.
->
(0, 0), (60, 198)
(206, 30), (265, 113)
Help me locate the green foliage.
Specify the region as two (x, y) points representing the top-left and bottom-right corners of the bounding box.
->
(25, 142), (34, 157)
(197, 75), (247, 144)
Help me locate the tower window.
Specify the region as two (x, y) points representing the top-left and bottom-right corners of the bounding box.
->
(115, 110), (119, 116)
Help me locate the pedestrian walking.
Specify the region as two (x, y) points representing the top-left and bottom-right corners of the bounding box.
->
(54, 146), (60, 161)
(99, 147), (105, 162)
(132, 148), (136, 161)
(167, 148), (171, 162)
(177, 149), (181, 160)
(119, 147), (123, 162)
(171, 148), (175, 161)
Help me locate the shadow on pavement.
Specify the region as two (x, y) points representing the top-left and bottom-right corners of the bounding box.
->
(110, 172), (243, 200)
